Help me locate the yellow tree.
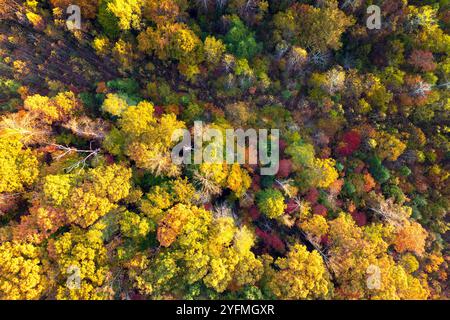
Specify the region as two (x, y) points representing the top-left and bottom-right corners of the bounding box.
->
(40, 164), (132, 228)
(226, 163), (252, 198)
(137, 23), (204, 79)
(24, 92), (79, 124)
(268, 243), (331, 299)
(327, 213), (429, 299)
(204, 36), (226, 66)
(101, 93), (129, 116)
(105, 0), (142, 31)
(0, 241), (48, 300)
(110, 100), (186, 177)
(273, 1), (353, 52)
(256, 188), (286, 219)
(374, 131), (406, 162)
(140, 178), (197, 222)
(0, 136), (39, 193)
(48, 226), (111, 300)
(136, 204), (263, 296)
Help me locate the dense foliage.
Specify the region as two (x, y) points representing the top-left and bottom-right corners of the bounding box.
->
(0, 0), (448, 300)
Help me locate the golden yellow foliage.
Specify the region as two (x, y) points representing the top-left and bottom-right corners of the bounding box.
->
(0, 241), (47, 300)
(268, 244), (331, 299)
(101, 93), (129, 116)
(24, 92), (79, 123)
(226, 163), (252, 197)
(0, 136), (39, 193)
(50, 226), (111, 300)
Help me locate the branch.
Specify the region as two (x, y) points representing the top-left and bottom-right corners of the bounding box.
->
(50, 143), (101, 173)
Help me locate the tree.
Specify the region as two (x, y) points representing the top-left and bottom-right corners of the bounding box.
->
(142, 0), (182, 25)
(408, 50), (436, 72)
(157, 204), (191, 247)
(0, 110), (51, 145)
(0, 241), (48, 300)
(368, 192), (412, 227)
(49, 226), (111, 299)
(140, 178), (197, 221)
(228, 0), (268, 26)
(107, 100), (186, 177)
(299, 214), (329, 245)
(40, 164), (132, 228)
(102, 0), (142, 31)
(256, 188), (286, 219)
(267, 244), (331, 299)
(224, 15), (262, 60)
(286, 46), (308, 72)
(226, 163), (252, 198)
(119, 209), (155, 241)
(337, 130), (361, 156)
(137, 23), (204, 78)
(310, 158), (339, 189)
(393, 221), (428, 256)
(0, 136), (39, 193)
(23, 92), (80, 124)
(327, 213), (429, 299)
(101, 93), (129, 116)
(374, 131), (406, 162)
(132, 204), (263, 296)
(13, 202), (66, 244)
(363, 75), (393, 114)
(204, 36), (226, 67)
(98, 0), (121, 38)
(368, 156), (391, 184)
(273, 1), (353, 52)
(50, 0), (98, 19)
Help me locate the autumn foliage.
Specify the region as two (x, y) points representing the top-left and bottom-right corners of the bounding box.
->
(0, 0), (447, 301)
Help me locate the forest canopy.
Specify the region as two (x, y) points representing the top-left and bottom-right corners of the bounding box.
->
(0, 0), (448, 300)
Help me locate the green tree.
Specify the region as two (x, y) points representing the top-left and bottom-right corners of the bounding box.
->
(256, 188), (286, 219)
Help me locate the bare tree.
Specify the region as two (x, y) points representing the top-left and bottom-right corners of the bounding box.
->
(51, 143), (101, 173)
(62, 116), (109, 140)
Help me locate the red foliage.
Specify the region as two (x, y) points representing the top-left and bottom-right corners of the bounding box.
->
(285, 199), (298, 214)
(248, 205), (261, 220)
(351, 211), (367, 226)
(408, 50), (436, 72)
(313, 204), (328, 216)
(279, 139), (287, 155)
(320, 234), (330, 246)
(276, 159), (292, 178)
(306, 188), (319, 204)
(105, 154), (115, 165)
(255, 228), (286, 253)
(129, 292), (146, 300)
(153, 105), (164, 117)
(251, 174), (261, 192)
(337, 130), (361, 156)
(203, 203), (213, 211)
(354, 162), (365, 174)
(0, 194), (19, 216)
